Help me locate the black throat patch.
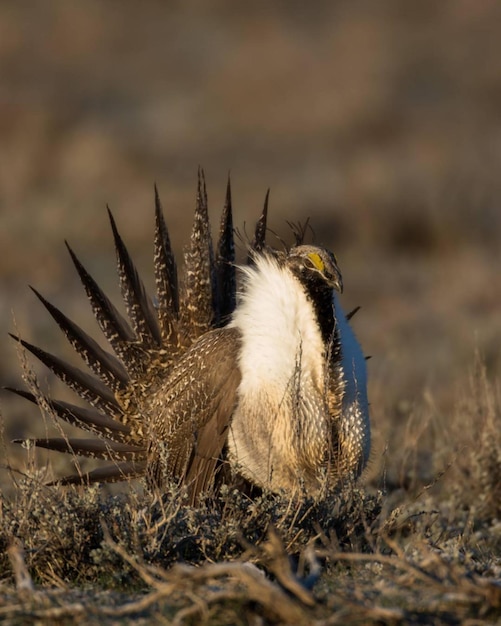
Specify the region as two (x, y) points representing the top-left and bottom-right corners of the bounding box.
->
(291, 269), (341, 356)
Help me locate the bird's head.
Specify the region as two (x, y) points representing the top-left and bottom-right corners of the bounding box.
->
(286, 245), (343, 294)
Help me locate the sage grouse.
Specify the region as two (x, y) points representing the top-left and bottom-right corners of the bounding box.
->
(7, 172), (371, 503)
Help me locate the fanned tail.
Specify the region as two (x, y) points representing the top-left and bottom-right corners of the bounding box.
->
(7, 173), (271, 493)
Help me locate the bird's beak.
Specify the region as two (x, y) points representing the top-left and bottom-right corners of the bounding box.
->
(334, 274), (343, 294)
(328, 269), (343, 294)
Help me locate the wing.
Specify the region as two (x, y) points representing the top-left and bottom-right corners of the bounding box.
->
(148, 326), (242, 504)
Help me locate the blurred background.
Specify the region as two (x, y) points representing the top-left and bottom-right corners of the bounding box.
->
(1, 1), (500, 492)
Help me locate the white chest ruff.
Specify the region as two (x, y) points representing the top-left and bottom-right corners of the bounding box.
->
(228, 256), (330, 490)
(231, 256), (325, 392)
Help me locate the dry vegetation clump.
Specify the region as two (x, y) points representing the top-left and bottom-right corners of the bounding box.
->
(0, 470), (385, 624)
(0, 472), (382, 587)
(448, 360), (501, 524)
